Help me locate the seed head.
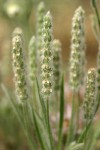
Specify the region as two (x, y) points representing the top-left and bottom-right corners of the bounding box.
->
(28, 36), (36, 84)
(41, 11), (53, 98)
(83, 68), (96, 121)
(12, 27), (28, 103)
(52, 39), (62, 90)
(69, 6), (86, 90)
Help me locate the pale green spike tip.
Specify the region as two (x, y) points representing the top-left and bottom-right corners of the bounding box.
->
(13, 27), (23, 37)
(75, 6), (85, 14)
(44, 11), (52, 25)
(46, 11), (51, 17)
(38, 1), (45, 12)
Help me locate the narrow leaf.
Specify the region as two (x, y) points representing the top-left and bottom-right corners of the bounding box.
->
(91, 0), (100, 32)
(78, 122), (92, 143)
(36, 78), (47, 121)
(32, 109), (46, 150)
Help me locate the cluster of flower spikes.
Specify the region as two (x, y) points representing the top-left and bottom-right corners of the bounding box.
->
(41, 11), (53, 98)
(83, 68), (96, 121)
(69, 6), (86, 90)
(12, 27), (28, 103)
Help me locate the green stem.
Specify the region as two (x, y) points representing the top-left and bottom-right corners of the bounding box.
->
(57, 75), (64, 150)
(66, 90), (76, 146)
(46, 99), (55, 150)
(32, 82), (39, 110)
(76, 90), (81, 132)
(55, 91), (59, 129)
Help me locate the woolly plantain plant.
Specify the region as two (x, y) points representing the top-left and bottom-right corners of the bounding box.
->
(1, 0), (100, 150)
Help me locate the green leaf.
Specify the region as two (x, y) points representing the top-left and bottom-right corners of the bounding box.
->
(94, 92), (100, 114)
(32, 109), (46, 150)
(91, 15), (100, 40)
(91, 0), (100, 38)
(1, 84), (37, 150)
(78, 121), (92, 143)
(68, 142), (84, 150)
(36, 78), (47, 121)
(89, 121), (100, 150)
(28, 100), (50, 150)
(58, 74), (64, 150)
(1, 84), (23, 128)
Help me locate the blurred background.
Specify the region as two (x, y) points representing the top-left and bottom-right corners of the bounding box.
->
(0, 0), (99, 150)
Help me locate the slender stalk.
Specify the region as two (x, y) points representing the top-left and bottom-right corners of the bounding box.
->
(46, 99), (55, 150)
(57, 75), (64, 150)
(54, 91), (59, 117)
(66, 90), (76, 146)
(32, 83), (39, 110)
(76, 90), (81, 132)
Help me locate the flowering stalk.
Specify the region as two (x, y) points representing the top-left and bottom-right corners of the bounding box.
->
(12, 27), (29, 103)
(83, 68), (96, 122)
(52, 39), (62, 91)
(67, 7), (86, 145)
(69, 6), (85, 90)
(28, 36), (36, 84)
(41, 11), (53, 98)
(41, 11), (55, 150)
